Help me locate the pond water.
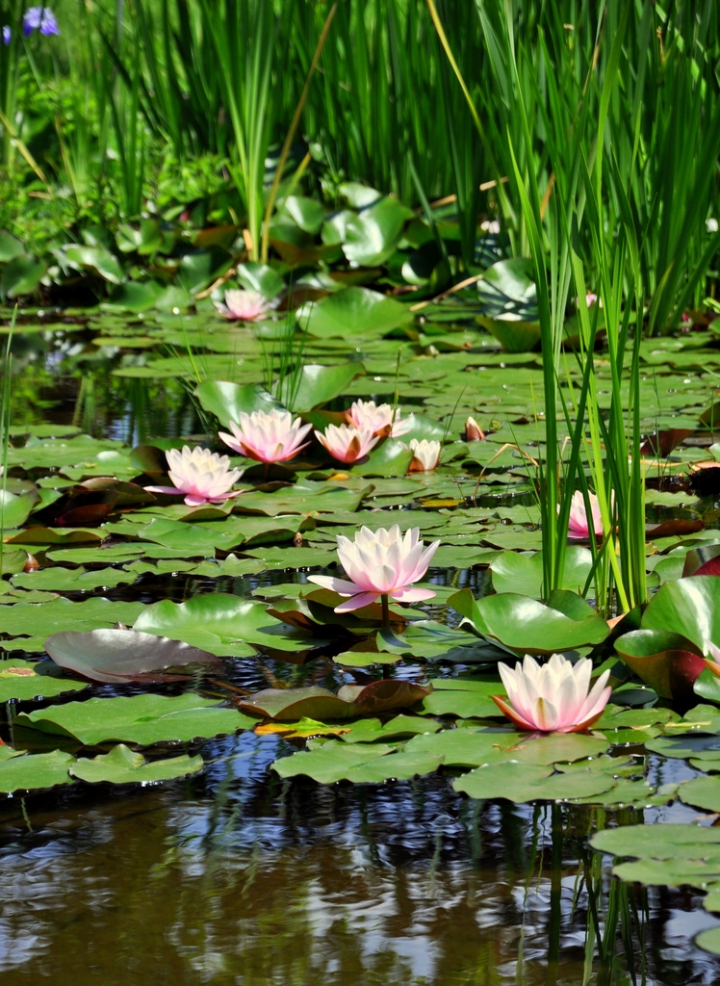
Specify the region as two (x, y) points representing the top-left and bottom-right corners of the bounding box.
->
(3, 319), (720, 983)
(1, 745), (719, 986)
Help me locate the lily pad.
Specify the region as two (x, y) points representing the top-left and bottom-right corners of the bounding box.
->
(449, 588), (609, 653)
(13, 693), (256, 748)
(452, 761), (616, 802)
(45, 629), (222, 683)
(237, 679), (431, 721)
(296, 287), (413, 338)
(0, 749), (76, 794)
(70, 744), (204, 785)
(614, 629), (707, 702)
(133, 594), (306, 656)
(0, 659), (88, 701)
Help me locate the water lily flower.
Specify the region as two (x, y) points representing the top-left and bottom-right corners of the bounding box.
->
(215, 288), (277, 321)
(23, 6), (60, 35)
(703, 641), (720, 676)
(345, 399), (411, 438)
(315, 423), (379, 464)
(145, 446), (243, 506)
(465, 416), (485, 441)
(219, 408), (312, 464)
(492, 653), (612, 733)
(307, 524), (440, 613)
(566, 490), (604, 539)
(407, 438), (441, 472)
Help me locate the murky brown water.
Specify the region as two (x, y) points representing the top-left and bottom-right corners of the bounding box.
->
(1, 731), (718, 985)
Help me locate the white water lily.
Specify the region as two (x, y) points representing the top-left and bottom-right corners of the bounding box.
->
(145, 446), (243, 506)
(307, 524), (440, 613)
(492, 653), (612, 733)
(407, 438), (441, 472)
(219, 408), (312, 464)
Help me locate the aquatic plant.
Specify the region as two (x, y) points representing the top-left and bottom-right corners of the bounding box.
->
(406, 438), (441, 472)
(566, 491), (604, 540)
(464, 416), (485, 441)
(345, 399), (411, 438)
(314, 423), (379, 464)
(492, 653), (612, 733)
(214, 289), (277, 322)
(307, 524), (439, 615)
(144, 446), (243, 506)
(219, 408), (312, 464)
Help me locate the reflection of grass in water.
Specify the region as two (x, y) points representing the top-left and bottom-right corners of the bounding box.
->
(0, 307), (17, 575)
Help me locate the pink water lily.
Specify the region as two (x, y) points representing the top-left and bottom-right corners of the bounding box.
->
(566, 490), (604, 539)
(145, 446), (243, 506)
(219, 409), (312, 464)
(492, 653), (612, 733)
(345, 399), (411, 438)
(307, 524), (440, 613)
(315, 423), (379, 464)
(215, 289), (277, 321)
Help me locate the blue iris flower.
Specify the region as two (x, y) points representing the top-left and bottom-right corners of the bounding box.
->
(23, 6), (60, 37)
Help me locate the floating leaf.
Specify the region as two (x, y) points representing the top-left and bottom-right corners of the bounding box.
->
(452, 761), (616, 802)
(0, 749), (76, 794)
(133, 594), (306, 656)
(0, 659), (88, 701)
(614, 629), (706, 701)
(13, 693), (256, 748)
(238, 679), (431, 721)
(45, 629), (222, 683)
(296, 287), (413, 338)
(449, 588), (609, 653)
(70, 744), (203, 784)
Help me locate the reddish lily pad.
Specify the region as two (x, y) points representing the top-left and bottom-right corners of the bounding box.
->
(237, 679), (431, 721)
(45, 628), (222, 683)
(614, 629), (707, 702)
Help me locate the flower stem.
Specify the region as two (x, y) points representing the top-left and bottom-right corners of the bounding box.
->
(381, 593), (389, 627)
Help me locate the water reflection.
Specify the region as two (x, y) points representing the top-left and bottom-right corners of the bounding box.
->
(0, 734), (718, 985)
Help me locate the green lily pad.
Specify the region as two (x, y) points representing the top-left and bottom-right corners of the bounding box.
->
(449, 588), (609, 653)
(452, 761), (616, 802)
(133, 594), (305, 657)
(641, 576), (720, 651)
(13, 693), (256, 748)
(0, 749), (76, 794)
(0, 659), (88, 701)
(70, 744), (204, 785)
(296, 287), (413, 339)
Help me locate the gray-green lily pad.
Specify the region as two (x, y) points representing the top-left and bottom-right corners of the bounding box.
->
(45, 629), (223, 683)
(238, 679), (431, 721)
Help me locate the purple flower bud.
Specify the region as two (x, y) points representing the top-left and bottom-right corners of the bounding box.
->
(2, 25), (10, 44)
(23, 6), (60, 37)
